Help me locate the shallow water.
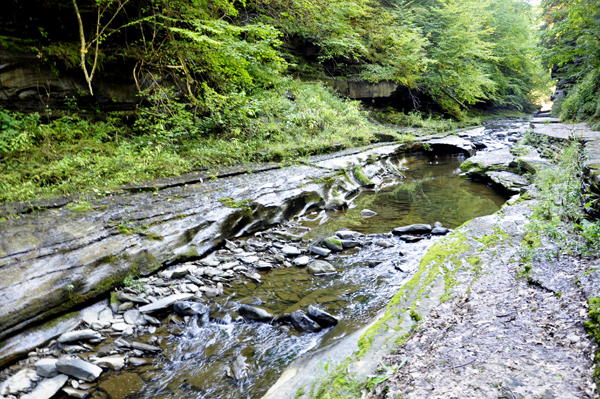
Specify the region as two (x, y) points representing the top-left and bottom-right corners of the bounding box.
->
(122, 148), (508, 399)
(108, 121), (526, 399)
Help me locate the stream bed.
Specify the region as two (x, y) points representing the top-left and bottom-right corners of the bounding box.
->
(128, 147), (509, 399)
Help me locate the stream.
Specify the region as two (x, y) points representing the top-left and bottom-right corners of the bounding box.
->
(96, 120), (526, 399)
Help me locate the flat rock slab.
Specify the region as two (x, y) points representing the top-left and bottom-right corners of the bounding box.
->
(392, 224), (432, 235)
(56, 358), (102, 382)
(307, 260), (336, 274)
(486, 171), (530, 192)
(20, 374), (68, 399)
(460, 147), (515, 175)
(138, 293), (194, 313)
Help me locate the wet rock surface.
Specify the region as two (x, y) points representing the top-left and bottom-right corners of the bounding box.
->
(0, 120), (541, 399)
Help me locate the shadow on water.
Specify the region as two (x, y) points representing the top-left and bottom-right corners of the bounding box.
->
(131, 151), (508, 399)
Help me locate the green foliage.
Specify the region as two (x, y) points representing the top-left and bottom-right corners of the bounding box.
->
(558, 69), (600, 128)
(522, 141), (600, 258)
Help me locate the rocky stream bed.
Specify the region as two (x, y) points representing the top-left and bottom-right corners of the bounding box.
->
(2, 116), (600, 399)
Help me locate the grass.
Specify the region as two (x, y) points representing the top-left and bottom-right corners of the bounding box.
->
(0, 76), (420, 204)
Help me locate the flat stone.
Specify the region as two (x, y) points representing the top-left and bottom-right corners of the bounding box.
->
(307, 305), (339, 327)
(128, 357), (152, 367)
(116, 292), (148, 304)
(340, 239), (360, 248)
(239, 256), (260, 264)
(123, 310), (147, 326)
(281, 246), (301, 257)
(228, 354), (247, 381)
(486, 171), (530, 192)
(233, 265), (249, 272)
(199, 259), (220, 267)
(0, 368), (36, 395)
(398, 235), (424, 243)
(20, 374), (68, 399)
(111, 323), (130, 332)
(460, 147), (515, 175)
(81, 310), (99, 326)
(62, 386), (89, 398)
(255, 261), (273, 270)
(92, 355), (125, 371)
(98, 372), (144, 399)
(118, 302), (134, 312)
(186, 274), (204, 285)
(98, 308), (114, 323)
(138, 293), (194, 313)
(173, 301), (210, 316)
(368, 260), (383, 267)
(131, 341), (161, 352)
(375, 240), (394, 248)
(238, 305), (274, 322)
(309, 246), (331, 257)
(218, 261), (239, 270)
(307, 260), (336, 274)
(290, 310), (321, 332)
(431, 227), (449, 235)
(204, 267), (225, 277)
(392, 224), (432, 235)
(57, 329), (102, 343)
(35, 358), (59, 377)
(360, 209), (377, 218)
(56, 358), (103, 382)
(335, 230), (364, 239)
(293, 256), (311, 266)
(323, 237), (344, 252)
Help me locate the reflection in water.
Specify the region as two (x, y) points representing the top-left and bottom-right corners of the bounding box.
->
(135, 152), (507, 399)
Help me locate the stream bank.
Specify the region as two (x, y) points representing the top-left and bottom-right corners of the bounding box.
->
(0, 117), (556, 399)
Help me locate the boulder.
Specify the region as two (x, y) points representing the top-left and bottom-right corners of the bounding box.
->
(307, 306), (339, 327)
(56, 358), (103, 382)
(173, 301), (210, 316)
(228, 355), (247, 381)
(20, 374), (68, 399)
(57, 329), (102, 344)
(238, 305), (273, 322)
(138, 293), (195, 313)
(392, 224), (432, 235)
(307, 260), (336, 274)
(323, 237), (344, 252)
(290, 310), (322, 332)
(460, 147), (515, 176)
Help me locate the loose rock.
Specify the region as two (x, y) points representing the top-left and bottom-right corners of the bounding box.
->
(392, 224), (432, 235)
(309, 246), (331, 257)
(20, 374), (68, 399)
(290, 310), (321, 332)
(323, 237), (344, 252)
(35, 358), (59, 378)
(56, 358), (103, 382)
(238, 305), (273, 322)
(307, 260), (336, 274)
(57, 329), (101, 344)
(173, 301), (210, 316)
(307, 306), (339, 327)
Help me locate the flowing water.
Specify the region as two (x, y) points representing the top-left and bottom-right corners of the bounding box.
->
(122, 122), (523, 399)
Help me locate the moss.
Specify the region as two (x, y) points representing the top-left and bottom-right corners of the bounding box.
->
(309, 176), (336, 185)
(352, 164), (375, 187)
(585, 297), (600, 391)
(358, 231), (471, 357)
(144, 232), (164, 241)
(335, 168), (353, 184)
(409, 310), (422, 322)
